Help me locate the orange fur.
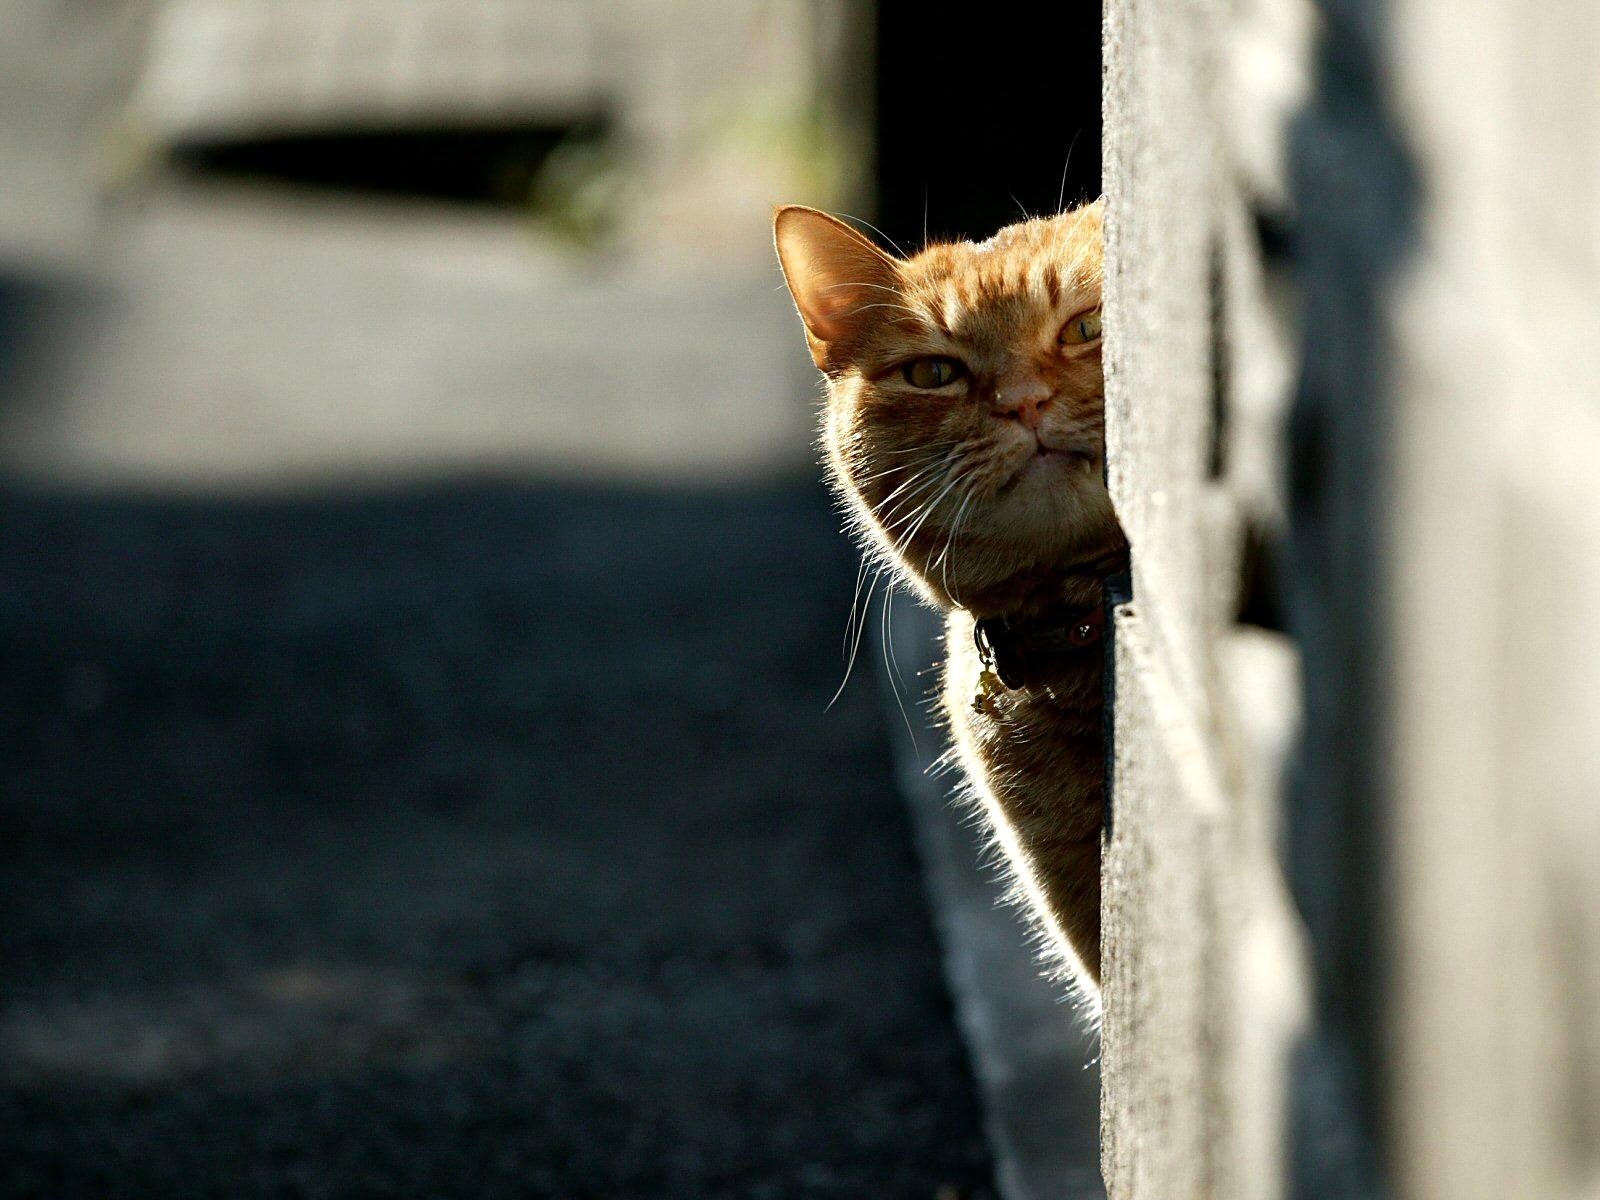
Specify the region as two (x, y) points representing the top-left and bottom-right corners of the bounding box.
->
(775, 201), (1125, 999)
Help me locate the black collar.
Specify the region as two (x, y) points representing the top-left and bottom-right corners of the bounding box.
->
(973, 602), (1106, 690)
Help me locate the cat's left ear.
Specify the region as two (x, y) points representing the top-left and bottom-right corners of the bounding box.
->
(774, 206), (901, 368)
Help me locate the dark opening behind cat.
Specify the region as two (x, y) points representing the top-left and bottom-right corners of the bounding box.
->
(774, 200), (1126, 1004)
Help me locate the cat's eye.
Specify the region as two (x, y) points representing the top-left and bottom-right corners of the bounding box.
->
(1059, 308), (1103, 347)
(901, 357), (966, 388)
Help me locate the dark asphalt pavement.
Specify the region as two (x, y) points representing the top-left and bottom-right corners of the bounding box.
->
(0, 478), (993, 1199)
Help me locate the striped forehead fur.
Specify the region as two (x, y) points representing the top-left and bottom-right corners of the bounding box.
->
(898, 208), (1102, 334)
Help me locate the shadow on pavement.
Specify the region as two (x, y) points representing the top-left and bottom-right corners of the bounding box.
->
(0, 477), (992, 1198)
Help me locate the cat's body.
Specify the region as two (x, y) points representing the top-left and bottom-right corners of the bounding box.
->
(774, 201), (1123, 997)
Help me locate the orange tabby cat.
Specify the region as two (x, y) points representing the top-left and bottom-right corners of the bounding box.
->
(774, 201), (1125, 996)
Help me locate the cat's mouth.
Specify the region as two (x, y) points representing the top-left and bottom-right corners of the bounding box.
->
(1037, 445), (1096, 464)
(997, 444), (1099, 494)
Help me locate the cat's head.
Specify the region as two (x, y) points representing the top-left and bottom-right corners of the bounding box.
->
(774, 201), (1120, 616)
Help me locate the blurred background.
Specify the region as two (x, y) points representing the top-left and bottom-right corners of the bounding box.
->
(0, 2), (1103, 1196)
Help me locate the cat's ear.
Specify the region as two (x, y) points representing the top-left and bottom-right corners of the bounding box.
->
(774, 206), (901, 367)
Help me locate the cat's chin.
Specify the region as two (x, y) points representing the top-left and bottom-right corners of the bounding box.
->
(999, 447), (1101, 495)
(897, 479), (1121, 613)
(989, 453), (1110, 534)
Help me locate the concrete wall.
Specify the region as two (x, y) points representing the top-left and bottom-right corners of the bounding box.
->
(126, 0), (869, 265)
(1101, 0), (1600, 1197)
(1100, 1), (1310, 1196)
(0, 0), (847, 490)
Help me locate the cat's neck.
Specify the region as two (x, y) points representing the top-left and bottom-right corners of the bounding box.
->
(949, 538), (1128, 624)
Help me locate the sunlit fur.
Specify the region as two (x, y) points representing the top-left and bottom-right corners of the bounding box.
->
(775, 200), (1125, 1006)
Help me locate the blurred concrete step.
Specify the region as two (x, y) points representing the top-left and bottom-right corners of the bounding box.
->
(134, 0), (603, 144)
(0, 188), (815, 490)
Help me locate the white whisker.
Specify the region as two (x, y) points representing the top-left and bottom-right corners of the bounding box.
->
(873, 467), (951, 526)
(844, 302), (929, 323)
(880, 584), (919, 748)
(935, 482), (979, 599)
(888, 469), (971, 561)
(842, 550), (872, 659)
(832, 212), (909, 258)
(819, 281), (905, 296)
(828, 562), (883, 710)
(1057, 130), (1083, 213)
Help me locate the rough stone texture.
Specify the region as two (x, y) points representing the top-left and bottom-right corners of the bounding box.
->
(1101, 0), (1310, 1196)
(1105, 0), (1600, 1197)
(1100, 609), (1221, 1200)
(1101, 0), (1219, 726)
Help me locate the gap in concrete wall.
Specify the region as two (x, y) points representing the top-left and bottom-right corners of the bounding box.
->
(1231, 210), (1293, 636)
(1208, 233), (1231, 481)
(1236, 523), (1288, 633)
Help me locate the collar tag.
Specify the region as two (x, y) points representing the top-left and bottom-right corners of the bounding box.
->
(973, 603), (1105, 691)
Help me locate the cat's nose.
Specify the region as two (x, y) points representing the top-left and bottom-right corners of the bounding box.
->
(991, 375), (1054, 430)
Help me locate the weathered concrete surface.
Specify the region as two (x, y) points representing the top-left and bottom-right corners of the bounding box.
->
(1100, 0), (1311, 1196)
(133, 0), (605, 139)
(126, 0), (870, 268)
(0, 187), (816, 490)
(0, 0), (839, 492)
(1100, 608), (1222, 1200)
(1103, 0), (1600, 1196)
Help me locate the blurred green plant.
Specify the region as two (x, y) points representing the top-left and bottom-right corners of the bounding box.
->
(525, 124), (634, 251)
(699, 87), (850, 204)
